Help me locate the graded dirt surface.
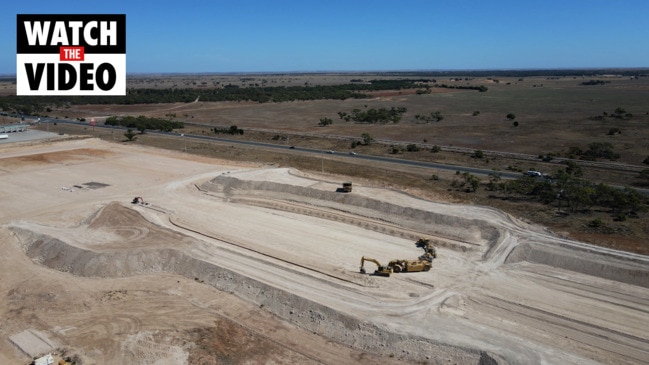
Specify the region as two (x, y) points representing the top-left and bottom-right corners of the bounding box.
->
(1, 138), (648, 364)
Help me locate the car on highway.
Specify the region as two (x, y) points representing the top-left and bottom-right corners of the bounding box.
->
(349, 151), (357, 155)
(525, 170), (543, 177)
(326, 150), (334, 154)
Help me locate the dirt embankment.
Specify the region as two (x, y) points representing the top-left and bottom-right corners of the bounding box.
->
(505, 242), (649, 288)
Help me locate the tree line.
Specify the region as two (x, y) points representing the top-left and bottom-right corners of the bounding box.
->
(489, 169), (647, 219)
(105, 115), (184, 132)
(337, 107), (407, 124)
(0, 79), (445, 115)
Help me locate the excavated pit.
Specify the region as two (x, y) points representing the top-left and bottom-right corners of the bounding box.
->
(204, 175), (502, 249)
(204, 175), (649, 287)
(8, 203), (499, 365)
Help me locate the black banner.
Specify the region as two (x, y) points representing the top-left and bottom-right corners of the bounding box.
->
(17, 14), (126, 54)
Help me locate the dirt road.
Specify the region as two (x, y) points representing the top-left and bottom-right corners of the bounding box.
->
(1, 138), (647, 364)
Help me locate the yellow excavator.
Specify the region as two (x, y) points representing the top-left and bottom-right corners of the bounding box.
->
(360, 256), (393, 276)
(359, 238), (437, 277)
(359, 256), (432, 277)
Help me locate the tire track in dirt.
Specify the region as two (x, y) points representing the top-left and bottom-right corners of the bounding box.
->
(229, 196), (478, 253)
(470, 295), (649, 365)
(512, 268), (649, 313)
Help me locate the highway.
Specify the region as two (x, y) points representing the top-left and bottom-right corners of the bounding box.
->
(32, 117), (523, 180)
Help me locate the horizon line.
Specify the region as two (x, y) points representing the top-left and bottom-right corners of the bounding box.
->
(2, 66), (649, 78)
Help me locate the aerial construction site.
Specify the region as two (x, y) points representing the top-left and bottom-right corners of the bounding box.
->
(1, 137), (648, 364)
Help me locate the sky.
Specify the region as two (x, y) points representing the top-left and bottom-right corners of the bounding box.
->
(3, 0), (649, 74)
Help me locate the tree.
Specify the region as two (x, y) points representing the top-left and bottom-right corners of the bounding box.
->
(583, 142), (619, 161)
(452, 172), (481, 192)
(361, 133), (374, 145)
(472, 150), (484, 159)
(506, 113), (516, 120)
(513, 121), (519, 127)
(318, 117), (333, 127)
(462, 172), (481, 192)
(643, 156), (649, 165)
(124, 129), (137, 141)
(564, 160), (583, 177)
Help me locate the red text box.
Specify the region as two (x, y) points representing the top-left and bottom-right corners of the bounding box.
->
(60, 46), (85, 61)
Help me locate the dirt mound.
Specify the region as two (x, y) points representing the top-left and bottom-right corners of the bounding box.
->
(88, 201), (148, 229)
(85, 202), (193, 249)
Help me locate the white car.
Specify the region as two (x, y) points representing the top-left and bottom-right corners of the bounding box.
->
(327, 150), (334, 154)
(526, 171), (542, 177)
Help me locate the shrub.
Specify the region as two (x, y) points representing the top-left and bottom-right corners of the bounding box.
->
(588, 218), (603, 228)
(406, 144), (420, 152)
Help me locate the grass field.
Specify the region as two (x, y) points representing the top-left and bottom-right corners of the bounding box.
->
(14, 72), (649, 254)
(54, 74), (649, 163)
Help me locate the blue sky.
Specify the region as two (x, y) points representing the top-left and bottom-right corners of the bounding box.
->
(3, 0), (649, 74)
